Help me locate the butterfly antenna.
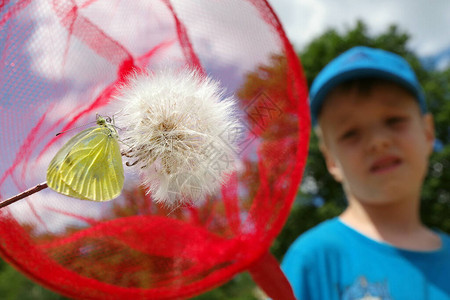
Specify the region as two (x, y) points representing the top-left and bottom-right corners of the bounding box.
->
(56, 121), (96, 136)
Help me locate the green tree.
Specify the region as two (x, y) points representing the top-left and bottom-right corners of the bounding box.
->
(0, 258), (66, 300)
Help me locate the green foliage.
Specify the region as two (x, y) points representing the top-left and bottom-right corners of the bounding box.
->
(192, 273), (259, 300)
(0, 258), (66, 300)
(300, 21), (414, 86)
(420, 67), (450, 232)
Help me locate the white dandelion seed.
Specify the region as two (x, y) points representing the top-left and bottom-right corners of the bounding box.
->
(116, 67), (240, 206)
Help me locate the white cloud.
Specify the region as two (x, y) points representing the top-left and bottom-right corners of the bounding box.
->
(268, 0), (450, 56)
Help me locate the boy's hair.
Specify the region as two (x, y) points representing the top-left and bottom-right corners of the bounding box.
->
(309, 46), (427, 126)
(329, 77), (415, 98)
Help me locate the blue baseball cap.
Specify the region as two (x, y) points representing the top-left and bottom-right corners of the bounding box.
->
(310, 46), (427, 125)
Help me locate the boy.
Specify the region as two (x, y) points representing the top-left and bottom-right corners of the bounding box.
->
(281, 46), (450, 299)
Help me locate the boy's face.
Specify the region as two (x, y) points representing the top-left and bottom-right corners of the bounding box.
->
(318, 83), (435, 205)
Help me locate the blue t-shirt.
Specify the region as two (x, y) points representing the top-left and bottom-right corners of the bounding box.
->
(281, 218), (450, 300)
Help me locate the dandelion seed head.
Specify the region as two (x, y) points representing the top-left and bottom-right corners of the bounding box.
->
(116, 67), (240, 206)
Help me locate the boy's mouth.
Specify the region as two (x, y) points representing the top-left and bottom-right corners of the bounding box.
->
(370, 156), (402, 173)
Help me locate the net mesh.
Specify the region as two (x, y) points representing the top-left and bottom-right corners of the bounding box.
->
(0, 0), (309, 299)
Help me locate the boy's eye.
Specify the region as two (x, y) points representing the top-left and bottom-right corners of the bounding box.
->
(386, 116), (407, 127)
(340, 129), (358, 141)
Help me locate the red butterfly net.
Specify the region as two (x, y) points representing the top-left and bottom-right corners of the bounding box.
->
(0, 0), (309, 299)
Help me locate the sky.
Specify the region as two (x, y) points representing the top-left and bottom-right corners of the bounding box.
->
(267, 0), (450, 68)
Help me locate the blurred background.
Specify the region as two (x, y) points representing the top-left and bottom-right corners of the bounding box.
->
(1, 0), (449, 299)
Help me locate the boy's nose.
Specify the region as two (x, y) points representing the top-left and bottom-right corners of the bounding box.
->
(366, 129), (391, 153)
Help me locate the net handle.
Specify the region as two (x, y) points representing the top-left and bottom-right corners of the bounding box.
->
(248, 251), (296, 300)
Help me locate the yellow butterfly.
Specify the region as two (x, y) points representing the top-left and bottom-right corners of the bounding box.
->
(47, 115), (124, 201)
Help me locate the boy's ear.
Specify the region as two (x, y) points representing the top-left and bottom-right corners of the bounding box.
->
(423, 113), (435, 155)
(319, 141), (344, 183)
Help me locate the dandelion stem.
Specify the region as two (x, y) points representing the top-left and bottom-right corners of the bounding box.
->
(0, 182), (48, 209)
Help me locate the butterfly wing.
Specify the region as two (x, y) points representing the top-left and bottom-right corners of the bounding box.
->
(47, 128), (95, 200)
(47, 126), (124, 201)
